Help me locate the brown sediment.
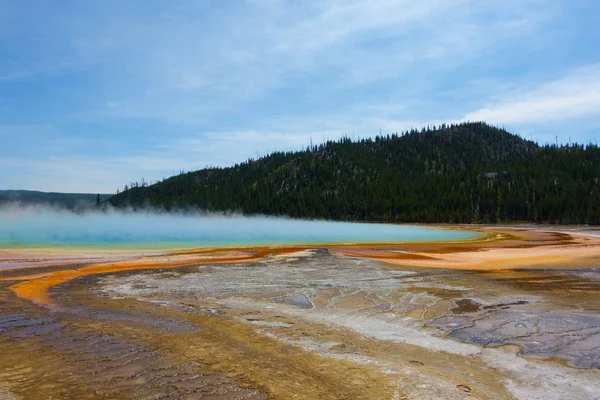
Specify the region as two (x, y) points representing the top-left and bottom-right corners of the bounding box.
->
(0, 285), (268, 399)
(327, 248), (440, 260)
(52, 279), (513, 400)
(451, 298), (482, 314)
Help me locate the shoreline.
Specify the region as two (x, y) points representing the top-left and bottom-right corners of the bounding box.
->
(0, 225), (595, 272)
(0, 225), (489, 271)
(1, 225), (599, 307)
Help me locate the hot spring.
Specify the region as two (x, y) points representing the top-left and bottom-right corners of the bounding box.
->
(0, 206), (480, 249)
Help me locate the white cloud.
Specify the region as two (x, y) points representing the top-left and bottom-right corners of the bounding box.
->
(2, 0), (554, 122)
(463, 64), (600, 124)
(273, 0), (465, 54)
(2, 0), (591, 192)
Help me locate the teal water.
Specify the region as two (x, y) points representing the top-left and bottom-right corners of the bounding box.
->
(0, 207), (480, 249)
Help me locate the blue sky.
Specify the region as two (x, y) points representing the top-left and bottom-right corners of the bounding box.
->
(1, 0), (599, 193)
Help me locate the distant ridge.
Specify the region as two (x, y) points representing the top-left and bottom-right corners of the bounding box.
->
(0, 190), (111, 208)
(109, 122), (600, 224)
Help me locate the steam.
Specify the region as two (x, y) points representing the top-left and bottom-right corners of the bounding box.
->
(0, 204), (478, 249)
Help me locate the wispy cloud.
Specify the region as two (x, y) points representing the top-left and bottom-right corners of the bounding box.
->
(1, 0), (598, 191)
(463, 64), (600, 124)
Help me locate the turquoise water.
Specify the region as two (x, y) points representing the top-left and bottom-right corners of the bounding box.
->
(0, 206), (480, 249)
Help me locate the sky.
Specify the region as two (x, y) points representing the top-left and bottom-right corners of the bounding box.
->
(1, 0), (599, 193)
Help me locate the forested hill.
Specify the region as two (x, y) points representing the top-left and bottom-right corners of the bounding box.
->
(0, 190), (111, 209)
(109, 122), (600, 224)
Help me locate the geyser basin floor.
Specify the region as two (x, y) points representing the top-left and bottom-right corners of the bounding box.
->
(0, 226), (599, 399)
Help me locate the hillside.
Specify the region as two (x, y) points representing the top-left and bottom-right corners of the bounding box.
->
(109, 122), (600, 224)
(0, 190), (111, 208)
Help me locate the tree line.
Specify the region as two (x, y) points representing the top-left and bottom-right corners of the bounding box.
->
(109, 122), (600, 224)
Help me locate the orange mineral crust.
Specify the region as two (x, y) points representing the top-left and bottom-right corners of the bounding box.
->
(330, 226), (600, 270)
(6, 248), (296, 307)
(2, 226), (600, 308)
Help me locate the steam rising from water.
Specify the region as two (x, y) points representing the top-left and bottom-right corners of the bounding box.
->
(0, 204), (479, 249)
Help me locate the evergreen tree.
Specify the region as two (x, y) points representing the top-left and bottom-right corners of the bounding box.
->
(109, 122), (600, 225)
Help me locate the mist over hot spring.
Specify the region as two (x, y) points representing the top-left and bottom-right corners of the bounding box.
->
(0, 204), (479, 248)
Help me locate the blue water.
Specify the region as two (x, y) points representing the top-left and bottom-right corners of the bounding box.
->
(0, 206), (480, 248)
